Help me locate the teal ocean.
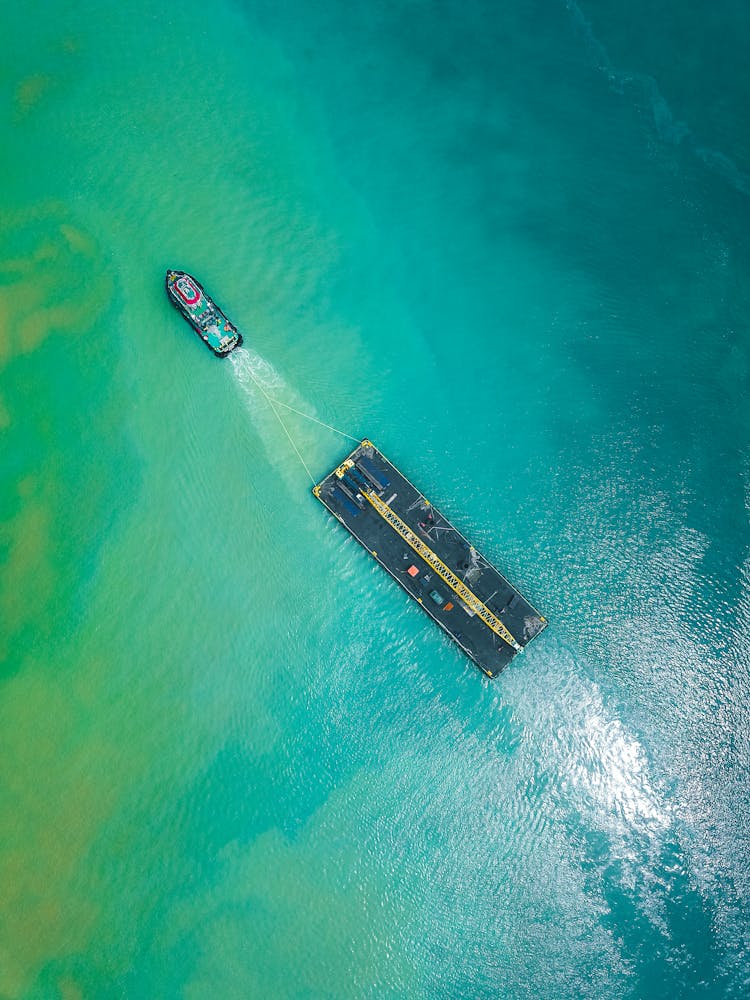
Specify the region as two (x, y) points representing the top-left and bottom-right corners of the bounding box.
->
(2, 1), (749, 996)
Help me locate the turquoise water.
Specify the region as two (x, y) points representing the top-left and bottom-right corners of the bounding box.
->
(1, 0), (749, 996)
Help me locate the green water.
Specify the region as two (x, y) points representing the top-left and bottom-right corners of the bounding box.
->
(1, 1), (749, 997)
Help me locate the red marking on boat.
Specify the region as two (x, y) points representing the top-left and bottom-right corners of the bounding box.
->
(175, 276), (201, 306)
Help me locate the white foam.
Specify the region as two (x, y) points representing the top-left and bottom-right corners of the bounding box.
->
(229, 346), (330, 491)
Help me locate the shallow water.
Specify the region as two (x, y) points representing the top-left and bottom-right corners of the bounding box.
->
(1, 1), (749, 997)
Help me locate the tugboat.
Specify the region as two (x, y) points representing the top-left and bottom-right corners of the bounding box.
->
(165, 270), (243, 357)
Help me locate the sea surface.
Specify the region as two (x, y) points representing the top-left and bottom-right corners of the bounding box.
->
(1, 1), (749, 997)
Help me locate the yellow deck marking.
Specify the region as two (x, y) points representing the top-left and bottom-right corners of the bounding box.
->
(362, 490), (521, 651)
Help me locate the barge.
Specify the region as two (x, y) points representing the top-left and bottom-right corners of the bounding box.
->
(165, 270), (243, 357)
(314, 441), (547, 677)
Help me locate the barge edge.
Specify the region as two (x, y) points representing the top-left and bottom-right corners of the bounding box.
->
(314, 439), (547, 678)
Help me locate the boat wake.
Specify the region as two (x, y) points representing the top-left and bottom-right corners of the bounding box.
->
(229, 346), (336, 490)
(230, 345), (285, 396)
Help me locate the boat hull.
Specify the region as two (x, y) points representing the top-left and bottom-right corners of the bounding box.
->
(165, 270), (243, 357)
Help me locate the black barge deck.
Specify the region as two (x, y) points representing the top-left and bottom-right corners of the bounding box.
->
(314, 440), (547, 677)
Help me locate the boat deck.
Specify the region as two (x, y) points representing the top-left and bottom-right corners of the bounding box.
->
(314, 441), (547, 677)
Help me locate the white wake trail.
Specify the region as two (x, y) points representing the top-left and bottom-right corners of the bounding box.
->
(229, 346), (346, 490)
